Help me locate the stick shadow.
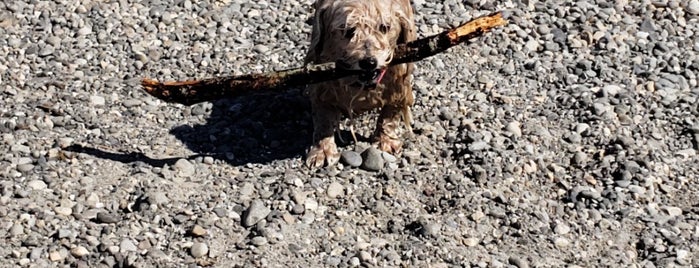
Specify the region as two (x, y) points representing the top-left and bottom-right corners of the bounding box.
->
(65, 89), (312, 167)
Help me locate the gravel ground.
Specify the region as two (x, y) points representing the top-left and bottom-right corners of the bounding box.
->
(2, 0), (699, 267)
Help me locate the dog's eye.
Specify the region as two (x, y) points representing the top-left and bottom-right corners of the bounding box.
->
(379, 24), (390, 33)
(344, 27), (356, 39)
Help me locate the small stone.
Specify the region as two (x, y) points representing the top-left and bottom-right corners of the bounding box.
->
(191, 225), (207, 237)
(251, 236), (268, 246)
(253, 44), (269, 53)
(90, 96), (105, 106)
(49, 251), (63, 262)
(340, 150), (362, 167)
(468, 141), (489, 152)
(508, 256), (529, 268)
(350, 257), (361, 267)
(96, 212), (121, 224)
(554, 237), (570, 248)
(505, 121), (522, 137)
(554, 223), (570, 235)
(190, 242), (208, 258)
(120, 239), (138, 253)
(571, 151), (588, 166)
(358, 251), (372, 263)
(27, 180), (47, 190)
(54, 207), (72, 216)
(327, 182), (343, 198)
(471, 211), (485, 222)
(687, 0), (699, 15)
(664, 206), (682, 217)
(360, 147), (384, 171)
(9, 223), (24, 236)
(17, 164), (34, 172)
(463, 237), (479, 247)
(381, 152), (398, 162)
(243, 200), (271, 227)
(70, 246), (89, 258)
(174, 159), (195, 177)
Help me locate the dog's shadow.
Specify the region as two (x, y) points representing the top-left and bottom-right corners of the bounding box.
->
(169, 88), (314, 165)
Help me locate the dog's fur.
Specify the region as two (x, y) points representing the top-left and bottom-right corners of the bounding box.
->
(304, 0), (417, 168)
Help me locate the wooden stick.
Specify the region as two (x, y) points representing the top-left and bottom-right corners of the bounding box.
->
(141, 12), (507, 106)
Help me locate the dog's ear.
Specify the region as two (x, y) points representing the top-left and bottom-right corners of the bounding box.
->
(396, 3), (416, 44)
(305, 1), (328, 64)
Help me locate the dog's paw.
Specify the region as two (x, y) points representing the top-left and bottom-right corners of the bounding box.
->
(305, 138), (340, 169)
(375, 134), (403, 155)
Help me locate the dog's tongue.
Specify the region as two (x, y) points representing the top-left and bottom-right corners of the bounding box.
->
(376, 69), (388, 84)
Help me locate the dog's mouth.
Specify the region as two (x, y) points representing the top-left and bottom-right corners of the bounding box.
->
(350, 68), (387, 88)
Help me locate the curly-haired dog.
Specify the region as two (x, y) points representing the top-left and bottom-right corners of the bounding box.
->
(304, 0), (417, 168)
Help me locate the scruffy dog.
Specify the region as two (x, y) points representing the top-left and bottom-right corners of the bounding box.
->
(304, 0), (417, 168)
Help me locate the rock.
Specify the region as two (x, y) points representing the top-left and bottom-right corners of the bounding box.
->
(191, 225), (207, 237)
(49, 251), (63, 262)
(243, 200), (271, 227)
(96, 212), (120, 224)
(381, 152), (398, 162)
(326, 182), (343, 198)
(463, 237), (479, 247)
(9, 223), (24, 237)
(508, 256), (529, 268)
(54, 207), (72, 216)
(340, 150), (362, 167)
(360, 147), (384, 171)
(251, 236), (268, 246)
(90, 95), (106, 106)
(190, 242), (208, 258)
(554, 223), (571, 235)
(120, 239), (138, 253)
(174, 159), (195, 177)
(70, 246), (89, 258)
(688, 0), (699, 15)
(505, 121), (522, 137)
(554, 237), (570, 248)
(27, 180), (47, 190)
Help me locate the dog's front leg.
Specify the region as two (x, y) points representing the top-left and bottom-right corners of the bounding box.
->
(306, 103), (342, 168)
(373, 105), (406, 154)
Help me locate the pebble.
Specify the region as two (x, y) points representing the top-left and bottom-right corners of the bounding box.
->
(90, 96), (106, 106)
(70, 246), (89, 258)
(251, 236), (268, 246)
(340, 150), (362, 167)
(191, 225), (207, 237)
(360, 147), (384, 171)
(190, 242), (209, 258)
(326, 182), (344, 198)
(54, 207), (73, 216)
(49, 251), (63, 262)
(27, 180), (47, 190)
(688, 0), (699, 15)
(96, 212), (121, 224)
(505, 121), (522, 137)
(120, 239), (138, 253)
(174, 159), (195, 177)
(243, 200), (271, 227)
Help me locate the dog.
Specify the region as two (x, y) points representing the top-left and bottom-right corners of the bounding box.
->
(303, 0), (417, 168)
(305, 0), (416, 168)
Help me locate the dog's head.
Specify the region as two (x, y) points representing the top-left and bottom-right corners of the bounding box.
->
(307, 0), (414, 88)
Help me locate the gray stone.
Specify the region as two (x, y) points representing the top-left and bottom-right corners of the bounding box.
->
(327, 182), (343, 198)
(190, 242), (208, 258)
(340, 150), (362, 167)
(243, 200), (271, 227)
(360, 147), (384, 171)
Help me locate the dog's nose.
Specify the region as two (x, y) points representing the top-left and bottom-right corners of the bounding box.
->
(358, 57), (378, 70)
